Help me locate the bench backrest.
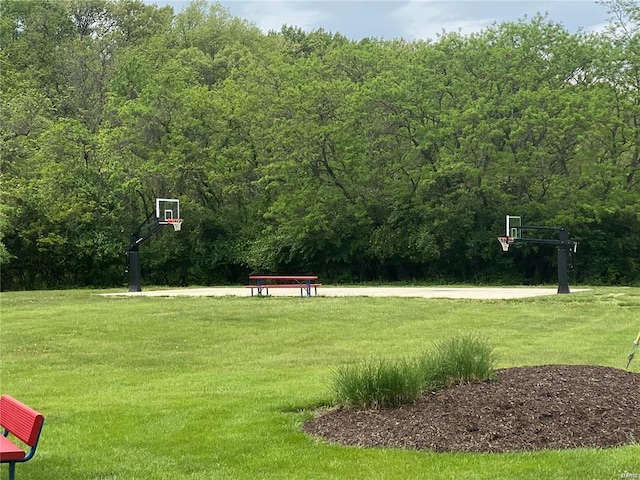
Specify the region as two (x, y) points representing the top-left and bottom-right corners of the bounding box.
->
(0, 395), (44, 447)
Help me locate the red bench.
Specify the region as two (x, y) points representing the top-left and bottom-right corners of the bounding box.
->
(0, 395), (45, 480)
(246, 275), (321, 297)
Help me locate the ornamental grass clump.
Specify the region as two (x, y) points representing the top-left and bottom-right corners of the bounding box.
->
(332, 334), (495, 409)
(332, 357), (425, 409)
(420, 334), (496, 390)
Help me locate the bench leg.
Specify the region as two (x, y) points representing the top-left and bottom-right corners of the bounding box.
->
(8, 462), (16, 480)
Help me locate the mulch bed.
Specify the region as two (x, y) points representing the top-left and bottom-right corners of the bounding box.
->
(303, 365), (640, 453)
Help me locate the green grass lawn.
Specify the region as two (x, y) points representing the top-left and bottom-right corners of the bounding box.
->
(1, 287), (639, 479)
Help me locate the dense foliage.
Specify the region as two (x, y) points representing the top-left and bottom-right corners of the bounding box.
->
(1, 0), (639, 289)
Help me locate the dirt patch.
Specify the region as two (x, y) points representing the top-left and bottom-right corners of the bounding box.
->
(303, 365), (640, 453)
(101, 286), (590, 299)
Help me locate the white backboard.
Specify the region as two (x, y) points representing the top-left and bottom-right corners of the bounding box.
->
(506, 215), (522, 239)
(156, 198), (180, 223)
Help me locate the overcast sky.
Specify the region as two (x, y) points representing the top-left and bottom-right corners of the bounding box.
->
(149, 1), (612, 41)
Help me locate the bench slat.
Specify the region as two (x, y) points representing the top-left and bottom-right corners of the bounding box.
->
(249, 275), (318, 280)
(0, 436), (25, 461)
(0, 395), (44, 447)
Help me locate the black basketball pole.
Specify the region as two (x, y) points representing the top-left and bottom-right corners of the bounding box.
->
(128, 241), (142, 292)
(557, 227), (570, 294)
(501, 219), (576, 295)
(126, 212), (168, 292)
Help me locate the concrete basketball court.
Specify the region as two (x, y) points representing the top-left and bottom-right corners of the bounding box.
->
(103, 286), (589, 300)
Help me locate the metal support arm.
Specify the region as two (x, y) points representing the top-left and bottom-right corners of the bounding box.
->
(125, 211), (169, 292)
(511, 227), (576, 294)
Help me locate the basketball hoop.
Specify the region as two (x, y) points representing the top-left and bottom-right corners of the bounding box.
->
(498, 236), (513, 252)
(167, 218), (183, 232)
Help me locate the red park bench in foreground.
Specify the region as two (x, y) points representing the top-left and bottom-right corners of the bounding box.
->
(0, 395), (45, 480)
(246, 275), (321, 297)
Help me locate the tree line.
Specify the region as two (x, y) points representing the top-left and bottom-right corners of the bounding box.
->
(1, 0), (639, 290)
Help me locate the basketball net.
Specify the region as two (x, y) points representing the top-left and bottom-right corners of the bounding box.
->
(167, 218), (183, 231)
(498, 236), (512, 252)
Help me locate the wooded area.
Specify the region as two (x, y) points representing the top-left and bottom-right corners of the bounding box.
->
(1, 0), (639, 290)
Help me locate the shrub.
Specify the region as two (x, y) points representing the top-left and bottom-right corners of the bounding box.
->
(420, 334), (496, 390)
(332, 334), (495, 409)
(332, 357), (425, 409)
